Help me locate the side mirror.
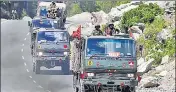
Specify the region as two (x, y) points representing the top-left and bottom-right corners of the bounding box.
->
(69, 36), (73, 41)
(81, 39), (85, 51)
(28, 21), (31, 27)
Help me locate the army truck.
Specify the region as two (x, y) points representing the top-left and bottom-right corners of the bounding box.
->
(28, 16), (65, 33)
(36, 1), (67, 25)
(71, 27), (139, 92)
(31, 28), (70, 74)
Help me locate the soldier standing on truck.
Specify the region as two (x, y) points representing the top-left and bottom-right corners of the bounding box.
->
(48, 1), (57, 18)
(105, 24), (116, 36)
(91, 25), (103, 36)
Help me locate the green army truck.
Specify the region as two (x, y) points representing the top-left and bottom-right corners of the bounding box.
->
(71, 34), (139, 92)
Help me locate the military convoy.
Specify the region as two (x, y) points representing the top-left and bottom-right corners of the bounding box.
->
(28, 1), (70, 74)
(27, 1), (141, 91)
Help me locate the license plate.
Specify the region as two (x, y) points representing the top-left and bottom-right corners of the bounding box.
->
(51, 57), (56, 59)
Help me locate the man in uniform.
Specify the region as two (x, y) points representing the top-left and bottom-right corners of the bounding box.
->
(105, 24), (118, 36)
(48, 1), (57, 18)
(92, 25), (103, 36)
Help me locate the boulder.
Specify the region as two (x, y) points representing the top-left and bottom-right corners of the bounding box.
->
(143, 82), (160, 88)
(156, 71), (168, 77)
(157, 29), (172, 41)
(108, 3), (138, 22)
(137, 58), (145, 66)
(92, 10), (109, 25)
(130, 26), (143, 34)
(138, 58), (155, 73)
(155, 65), (164, 71)
(135, 23), (145, 32)
(161, 55), (169, 65)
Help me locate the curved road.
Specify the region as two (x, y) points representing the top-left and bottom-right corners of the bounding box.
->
(1, 20), (73, 92)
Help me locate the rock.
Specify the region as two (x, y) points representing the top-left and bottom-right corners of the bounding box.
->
(92, 10), (109, 25)
(68, 12), (92, 23)
(155, 65), (164, 71)
(129, 26), (143, 34)
(135, 23), (145, 32)
(137, 58), (145, 66)
(138, 58), (154, 73)
(108, 3), (139, 22)
(156, 71), (168, 77)
(131, 1), (142, 5)
(161, 55), (169, 65)
(143, 82), (160, 88)
(157, 29), (172, 42)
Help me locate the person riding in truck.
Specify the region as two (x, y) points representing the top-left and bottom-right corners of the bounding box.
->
(50, 1), (56, 9)
(91, 25), (103, 36)
(47, 1), (57, 18)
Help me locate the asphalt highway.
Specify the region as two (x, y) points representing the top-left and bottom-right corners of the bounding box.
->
(1, 20), (74, 92)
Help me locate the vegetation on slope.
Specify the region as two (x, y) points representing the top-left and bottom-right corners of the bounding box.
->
(120, 3), (164, 29)
(120, 3), (175, 65)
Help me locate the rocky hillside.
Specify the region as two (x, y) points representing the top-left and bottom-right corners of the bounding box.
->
(68, 1), (175, 92)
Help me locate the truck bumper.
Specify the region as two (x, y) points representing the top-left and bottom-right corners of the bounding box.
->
(83, 78), (138, 87)
(36, 57), (69, 68)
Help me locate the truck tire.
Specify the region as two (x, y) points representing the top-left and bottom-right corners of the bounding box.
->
(122, 86), (135, 92)
(62, 57), (70, 75)
(35, 61), (41, 74)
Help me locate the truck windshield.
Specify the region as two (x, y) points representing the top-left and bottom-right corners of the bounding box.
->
(37, 31), (68, 42)
(86, 38), (136, 57)
(32, 19), (58, 28)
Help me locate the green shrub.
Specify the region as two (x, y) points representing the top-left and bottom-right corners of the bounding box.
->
(68, 3), (82, 17)
(95, 0), (130, 13)
(137, 17), (175, 65)
(120, 3), (164, 29)
(21, 9), (27, 17)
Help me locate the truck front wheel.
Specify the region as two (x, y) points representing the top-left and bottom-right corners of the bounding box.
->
(34, 61), (41, 74)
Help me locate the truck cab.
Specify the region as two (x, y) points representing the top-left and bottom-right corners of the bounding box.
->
(72, 34), (138, 92)
(31, 28), (70, 74)
(36, 2), (67, 22)
(28, 16), (64, 33)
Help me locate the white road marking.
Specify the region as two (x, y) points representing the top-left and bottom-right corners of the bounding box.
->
(38, 85), (43, 88)
(22, 56), (24, 59)
(29, 76), (32, 78)
(26, 69), (29, 72)
(27, 33), (29, 35)
(22, 44), (24, 46)
(21, 49), (23, 52)
(24, 62), (27, 66)
(33, 80), (36, 83)
(24, 38), (27, 40)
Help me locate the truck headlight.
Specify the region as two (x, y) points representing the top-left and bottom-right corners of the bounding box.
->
(127, 74), (134, 77)
(64, 52), (68, 56)
(87, 73), (94, 77)
(38, 52), (43, 56)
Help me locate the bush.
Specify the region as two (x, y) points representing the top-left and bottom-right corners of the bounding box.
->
(120, 3), (164, 29)
(21, 9), (27, 17)
(137, 17), (175, 65)
(95, 0), (130, 13)
(68, 3), (82, 17)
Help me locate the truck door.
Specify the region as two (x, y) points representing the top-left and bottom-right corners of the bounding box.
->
(31, 33), (36, 55)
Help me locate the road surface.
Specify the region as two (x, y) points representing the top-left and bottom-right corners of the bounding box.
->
(1, 20), (74, 92)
